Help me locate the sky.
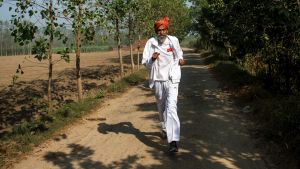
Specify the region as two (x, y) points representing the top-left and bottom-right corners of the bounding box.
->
(0, 1), (14, 21)
(0, 1), (194, 22)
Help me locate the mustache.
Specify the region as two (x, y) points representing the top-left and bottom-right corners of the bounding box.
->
(157, 36), (166, 43)
(158, 35), (166, 40)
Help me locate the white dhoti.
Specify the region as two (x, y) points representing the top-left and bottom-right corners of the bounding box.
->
(154, 81), (180, 143)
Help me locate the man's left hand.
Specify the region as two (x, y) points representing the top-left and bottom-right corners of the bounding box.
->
(179, 59), (185, 66)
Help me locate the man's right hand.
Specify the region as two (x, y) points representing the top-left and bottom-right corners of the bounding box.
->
(152, 52), (160, 61)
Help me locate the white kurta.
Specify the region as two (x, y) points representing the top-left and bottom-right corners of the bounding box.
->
(142, 35), (183, 143)
(142, 35), (183, 88)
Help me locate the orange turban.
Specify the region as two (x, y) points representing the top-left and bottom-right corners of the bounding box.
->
(154, 17), (169, 30)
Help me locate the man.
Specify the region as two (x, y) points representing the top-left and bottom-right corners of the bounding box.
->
(142, 17), (184, 153)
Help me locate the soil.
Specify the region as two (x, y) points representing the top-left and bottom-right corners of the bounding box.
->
(0, 50), (134, 131)
(5, 51), (274, 169)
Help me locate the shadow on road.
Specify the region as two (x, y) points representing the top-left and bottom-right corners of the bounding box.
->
(97, 122), (165, 151)
(44, 143), (141, 169)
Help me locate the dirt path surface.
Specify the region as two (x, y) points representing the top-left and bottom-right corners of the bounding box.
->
(11, 52), (268, 169)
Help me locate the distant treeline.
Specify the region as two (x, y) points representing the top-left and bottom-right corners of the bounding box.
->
(0, 20), (115, 56)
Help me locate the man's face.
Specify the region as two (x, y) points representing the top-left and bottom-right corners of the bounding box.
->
(156, 25), (168, 43)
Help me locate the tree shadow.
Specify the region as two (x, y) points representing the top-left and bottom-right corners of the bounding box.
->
(135, 82), (155, 98)
(98, 122), (166, 151)
(44, 143), (141, 169)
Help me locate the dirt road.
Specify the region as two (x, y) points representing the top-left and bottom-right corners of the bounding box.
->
(11, 52), (268, 169)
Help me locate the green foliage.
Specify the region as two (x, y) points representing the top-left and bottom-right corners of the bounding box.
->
(32, 39), (48, 61)
(12, 121), (48, 136)
(214, 61), (256, 87)
(95, 89), (106, 99)
(260, 97), (300, 139)
(191, 0), (300, 94)
(9, 0), (71, 63)
(109, 0), (127, 17)
(11, 64), (24, 85)
(254, 95), (300, 161)
(62, 0), (107, 41)
(206, 52), (256, 87)
(108, 69), (147, 92)
(11, 75), (19, 86)
(181, 35), (198, 48)
(56, 47), (70, 62)
(142, 0), (192, 40)
(10, 20), (37, 46)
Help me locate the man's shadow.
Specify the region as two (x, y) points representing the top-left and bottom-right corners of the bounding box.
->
(98, 122), (167, 151)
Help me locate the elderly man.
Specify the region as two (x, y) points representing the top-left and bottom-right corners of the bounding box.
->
(142, 17), (184, 153)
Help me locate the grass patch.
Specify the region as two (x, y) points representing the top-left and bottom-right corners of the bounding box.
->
(124, 69), (148, 85)
(0, 68), (147, 168)
(213, 61), (256, 87)
(107, 80), (129, 93)
(205, 53), (256, 88)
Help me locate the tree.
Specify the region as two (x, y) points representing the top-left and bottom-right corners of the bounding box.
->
(128, 0), (151, 70)
(190, 0), (300, 93)
(142, 0), (191, 40)
(126, 0), (135, 72)
(9, 0), (70, 113)
(60, 0), (106, 101)
(106, 0), (127, 77)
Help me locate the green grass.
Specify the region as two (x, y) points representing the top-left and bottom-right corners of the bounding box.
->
(0, 68), (147, 168)
(213, 61), (256, 87)
(205, 52), (256, 88)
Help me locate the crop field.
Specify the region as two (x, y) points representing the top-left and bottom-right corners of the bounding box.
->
(0, 49), (137, 132)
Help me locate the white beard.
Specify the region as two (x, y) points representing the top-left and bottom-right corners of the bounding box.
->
(158, 36), (167, 44)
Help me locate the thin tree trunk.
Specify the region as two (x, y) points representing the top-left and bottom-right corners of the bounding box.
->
(116, 18), (123, 77)
(5, 46), (7, 56)
(0, 30), (2, 56)
(47, 0), (54, 113)
(76, 4), (83, 101)
(130, 42), (134, 71)
(128, 10), (134, 72)
(12, 42), (17, 56)
(228, 47), (232, 57)
(29, 43), (32, 55)
(0, 27), (2, 56)
(137, 33), (141, 70)
(5, 40), (7, 56)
